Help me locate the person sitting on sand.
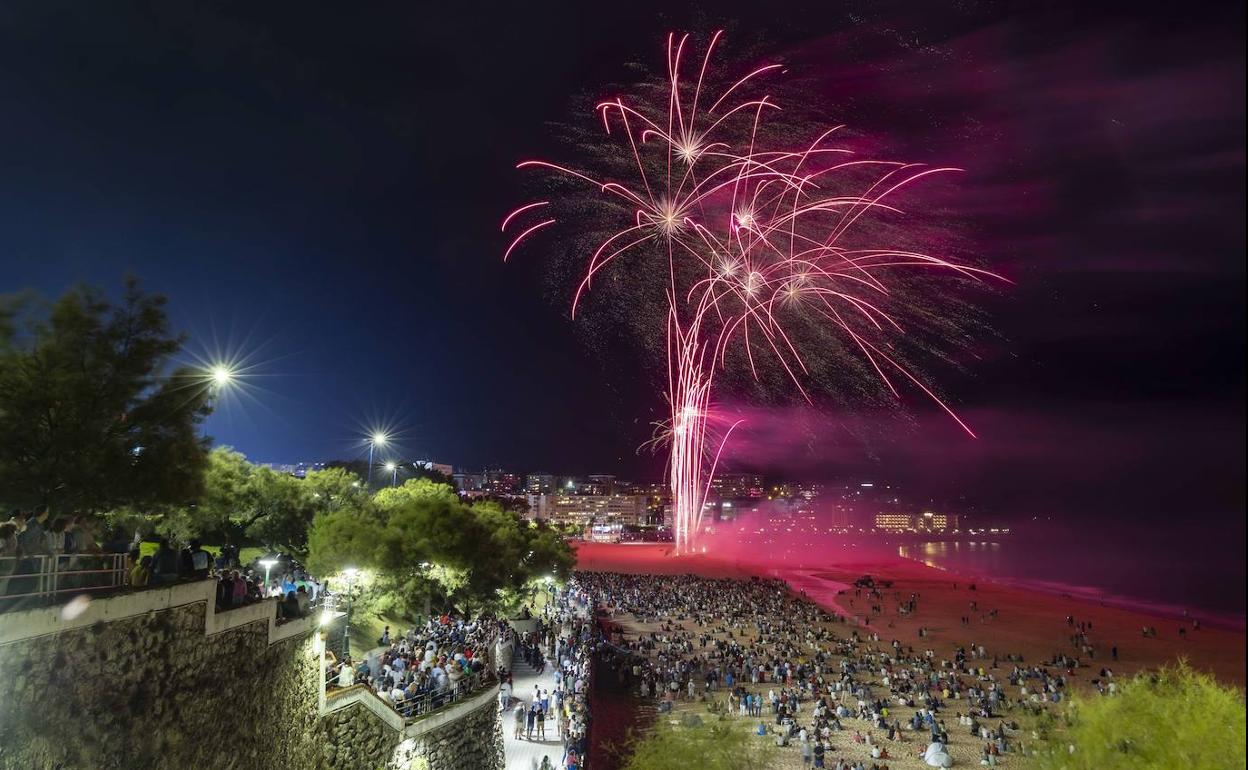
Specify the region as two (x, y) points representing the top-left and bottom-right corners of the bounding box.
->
(922, 740), (953, 768)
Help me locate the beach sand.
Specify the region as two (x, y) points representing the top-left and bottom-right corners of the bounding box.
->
(574, 542), (1246, 688)
(576, 541), (1245, 768)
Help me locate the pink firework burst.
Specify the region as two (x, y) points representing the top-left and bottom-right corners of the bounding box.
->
(504, 31), (1002, 554)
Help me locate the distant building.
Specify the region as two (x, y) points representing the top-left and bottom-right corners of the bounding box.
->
(873, 511), (959, 533)
(584, 474), (617, 495)
(483, 469), (521, 495)
(261, 462), (325, 478)
(874, 512), (914, 532)
(917, 511), (958, 532)
(453, 472), (484, 492)
(412, 459), (454, 477)
(624, 480), (667, 496)
(525, 473), (555, 495)
(530, 494), (649, 528)
(710, 472), (764, 500)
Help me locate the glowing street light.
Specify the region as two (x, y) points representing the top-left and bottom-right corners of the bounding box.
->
(258, 558), (279, 594)
(366, 431), (388, 485)
(384, 461), (398, 487)
(211, 365), (234, 386)
(202, 363), (239, 439)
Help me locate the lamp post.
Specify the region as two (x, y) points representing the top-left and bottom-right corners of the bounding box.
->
(203, 364), (235, 438)
(367, 432), (388, 485)
(384, 461), (398, 487)
(543, 574), (555, 617)
(342, 567), (359, 657)
(259, 558), (278, 596)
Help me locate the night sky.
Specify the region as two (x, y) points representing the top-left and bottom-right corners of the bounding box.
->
(2, 1), (1243, 532)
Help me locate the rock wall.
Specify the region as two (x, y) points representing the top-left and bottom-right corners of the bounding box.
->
(0, 589), (504, 770)
(325, 689), (503, 770)
(0, 600), (322, 770)
(324, 701), (404, 769)
(412, 696), (505, 770)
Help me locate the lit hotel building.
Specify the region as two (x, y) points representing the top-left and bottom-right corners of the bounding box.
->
(873, 511), (959, 533)
(529, 493), (649, 529)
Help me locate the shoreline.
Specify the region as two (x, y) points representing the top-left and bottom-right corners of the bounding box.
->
(894, 551), (1246, 633)
(573, 542), (1247, 688)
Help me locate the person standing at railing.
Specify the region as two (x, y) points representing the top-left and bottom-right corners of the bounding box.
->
(16, 508), (48, 558)
(0, 521), (18, 599)
(47, 517), (68, 555)
(151, 539), (180, 585)
(14, 508), (49, 601)
(130, 555), (152, 587)
(183, 539), (212, 580)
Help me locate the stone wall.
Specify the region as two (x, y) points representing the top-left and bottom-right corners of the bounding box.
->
(0, 584), (504, 770)
(0, 599), (322, 770)
(388, 695), (505, 770)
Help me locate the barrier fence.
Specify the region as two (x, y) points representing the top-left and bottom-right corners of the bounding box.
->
(324, 624), (503, 725)
(0, 553), (128, 607)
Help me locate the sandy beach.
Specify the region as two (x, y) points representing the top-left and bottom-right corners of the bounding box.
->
(574, 542), (1246, 688)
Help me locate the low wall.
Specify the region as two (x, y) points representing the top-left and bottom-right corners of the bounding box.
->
(0, 582), (504, 770)
(327, 685), (504, 770)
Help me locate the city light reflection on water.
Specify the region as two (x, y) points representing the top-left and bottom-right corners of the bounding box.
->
(898, 540), (1003, 573)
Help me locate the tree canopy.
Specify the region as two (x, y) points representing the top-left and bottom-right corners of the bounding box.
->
(154, 447), (368, 556)
(0, 279), (209, 514)
(307, 478), (574, 615)
(1037, 662), (1245, 770)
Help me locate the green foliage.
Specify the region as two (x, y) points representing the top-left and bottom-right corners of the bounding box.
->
(325, 458), (455, 492)
(620, 721), (776, 770)
(307, 478), (575, 616)
(0, 279), (208, 514)
(1037, 662), (1246, 770)
(137, 448), (368, 556)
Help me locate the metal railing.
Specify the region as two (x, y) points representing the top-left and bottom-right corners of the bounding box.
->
(396, 669), (497, 721)
(324, 625), (502, 723)
(327, 667), (498, 723)
(0, 553), (128, 608)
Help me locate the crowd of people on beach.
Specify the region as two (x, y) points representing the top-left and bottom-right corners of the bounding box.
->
(326, 613), (500, 719)
(574, 571), (1080, 769)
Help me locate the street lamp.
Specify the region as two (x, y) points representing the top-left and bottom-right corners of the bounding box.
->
(367, 432), (388, 485)
(203, 364), (237, 437)
(342, 567), (359, 657)
(384, 461), (398, 487)
(210, 365), (234, 387)
(258, 558), (278, 595)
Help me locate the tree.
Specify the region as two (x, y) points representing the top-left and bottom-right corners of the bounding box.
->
(248, 466), (369, 555)
(158, 448), (369, 555)
(1037, 662), (1245, 770)
(326, 458), (457, 492)
(0, 279), (209, 514)
(306, 478), (576, 616)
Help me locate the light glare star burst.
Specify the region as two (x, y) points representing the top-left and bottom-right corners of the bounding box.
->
(504, 32), (1002, 555)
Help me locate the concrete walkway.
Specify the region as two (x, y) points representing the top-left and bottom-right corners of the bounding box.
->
(502, 652), (564, 770)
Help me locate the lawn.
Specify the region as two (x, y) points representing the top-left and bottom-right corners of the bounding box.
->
(138, 541), (267, 565)
(346, 607), (412, 656)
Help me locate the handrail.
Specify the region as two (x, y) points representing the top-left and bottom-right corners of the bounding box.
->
(327, 668), (498, 724)
(325, 624), (502, 721)
(0, 578), (321, 648)
(0, 553), (128, 607)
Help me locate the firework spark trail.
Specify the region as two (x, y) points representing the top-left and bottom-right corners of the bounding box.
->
(504, 32), (1002, 554)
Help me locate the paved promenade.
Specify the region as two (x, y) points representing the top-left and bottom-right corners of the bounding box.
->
(502, 653), (565, 770)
